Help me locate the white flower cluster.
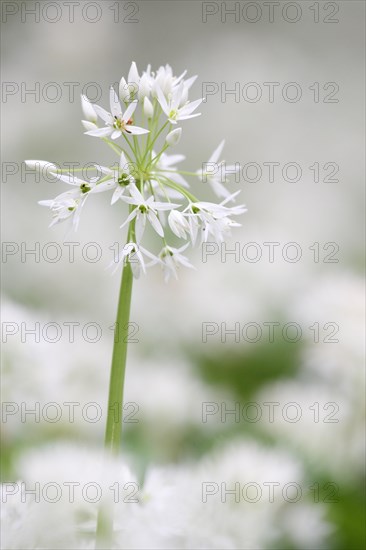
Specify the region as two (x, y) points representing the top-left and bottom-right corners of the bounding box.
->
(26, 62), (246, 281)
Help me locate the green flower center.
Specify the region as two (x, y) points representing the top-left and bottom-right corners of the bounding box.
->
(161, 249), (173, 259)
(118, 173), (130, 186)
(139, 205), (148, 213)
(80, 183), (91, 194)
(113, 117), (125, 130)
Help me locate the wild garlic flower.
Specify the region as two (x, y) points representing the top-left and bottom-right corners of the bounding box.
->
(38, 173), (101, 230)
(95, 152), (136, 204)
(85, 89), (148, 139)
(156, 83), (203, 124)
(120, 183), (180, 242)
(29, 62), (246, 280)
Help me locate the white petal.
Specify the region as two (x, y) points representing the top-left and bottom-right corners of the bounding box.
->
(156, 85), (170, 116)
(51, 173), (81, 185)
(93, 104), (113, 124)
(81, 94), (97, 123)
(85, 127), (112, 138)
(159, 153), (185, 167)
(209, 140), (225, 164)
(210, 180), (230, 199)
(119, 77), (130, 102)
(111, 187), (123, 204)
(135, 214), (146, 242)
(166, 128), (182, 146)
(128, 61), (140, 86)
(148, 211), (164, 237)
(172, 82), (185, 109)
(81, 120), (97, 131)
(109, 87), (122, 119)
(120, 208), (137, 229)
(128, 183), (145, 204)
(91, 181), (116, 194)
(153, 201), (180, 211)
(143, 96), (154, 118)
(178, 113), (201, 121)
(119, 152), (128, 171)
(125, 125), (149, 135)
(179, 98), (203, 116)
(183, 75), (197, 90)
(122, 100), (138, 123)
(25, 160), (57, 172)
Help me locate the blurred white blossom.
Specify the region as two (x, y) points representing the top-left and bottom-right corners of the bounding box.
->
(1, 440), (332, 549)
(26, 62), (245, 280)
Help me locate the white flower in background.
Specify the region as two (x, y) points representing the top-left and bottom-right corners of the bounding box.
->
(2, 297), (231, 443)
(120, 184), (179, 242)
(256, 379), (365, 481)
(122, 440), (332, 549)
(156, 83), (203, 124)
(1, 444), (136, 550)
(86, 88), (149, 139)
(293, 273), (365, 394)
(255, 273), (365, 481)
(1, 440), (332, 550)
(31, 62), (245, 280)
(198, 140), (241, 199)
(95, 152), (136, 204)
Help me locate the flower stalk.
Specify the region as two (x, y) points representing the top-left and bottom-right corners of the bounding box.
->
(95, 218), (135, 548)
(104, 221), (135, 453)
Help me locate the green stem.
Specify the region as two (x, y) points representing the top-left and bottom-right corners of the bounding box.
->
(104, 260), (134, 451)
(160, 169), (200, 177)
(141, 120), (169, 167)
(95, 220), (135, 547)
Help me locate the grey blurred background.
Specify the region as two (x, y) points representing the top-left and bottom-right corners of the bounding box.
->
(1, 0), (364, 318)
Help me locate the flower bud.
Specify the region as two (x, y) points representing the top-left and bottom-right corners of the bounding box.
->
(168, 209), (189, 238)
(143, 97), (154, 119)
(119, 77), (130, 102)
(128, 61), (140, 86)
(166, 128), (182, 146)
(81, 95), (97, 123)
(138, 73), (151, 101)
